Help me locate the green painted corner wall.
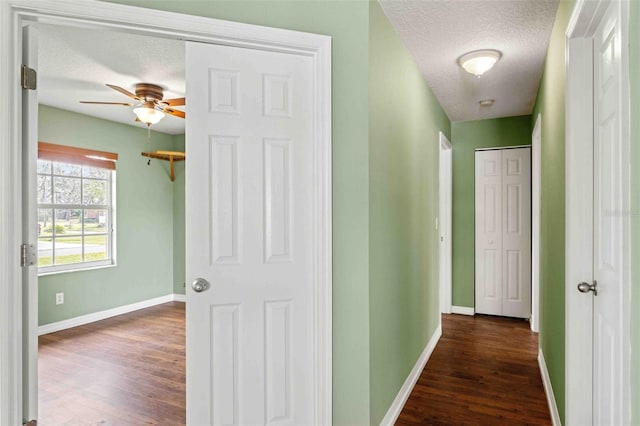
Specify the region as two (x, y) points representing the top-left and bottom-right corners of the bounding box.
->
(172, 134), (186, 295)
(38, 105), (179, 325)
(102, 1), (373, 424)
(530, 0), (574, 421)
(630, 1), (640, 424)
(450, 116), (532, 308)
(368, 2), (450, 424)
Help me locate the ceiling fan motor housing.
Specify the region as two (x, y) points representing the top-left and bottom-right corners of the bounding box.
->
(135, 83), (164, 102)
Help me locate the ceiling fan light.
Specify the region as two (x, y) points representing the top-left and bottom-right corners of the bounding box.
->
(458, 49), (502, 77)
(133, 106), (165, 125)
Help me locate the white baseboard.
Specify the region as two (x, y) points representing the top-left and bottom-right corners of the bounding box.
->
(538, 348), (561, 426)
(380, 323), (443, 426)
(451, 305), (475, 315)
(38, 293), (185, 336)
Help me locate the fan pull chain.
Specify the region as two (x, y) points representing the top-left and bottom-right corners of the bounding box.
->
(147, 125), (152, 165)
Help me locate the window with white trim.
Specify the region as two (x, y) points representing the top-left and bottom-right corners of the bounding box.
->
(37, 142), (117, 274)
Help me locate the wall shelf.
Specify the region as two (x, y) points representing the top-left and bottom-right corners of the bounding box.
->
(141, 150), (185, 182)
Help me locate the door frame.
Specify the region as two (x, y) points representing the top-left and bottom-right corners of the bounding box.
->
(531, 114), (541, 333)
(439, 131), (452, 314)
(565, 0), (630, 424)
(0, 2), (333, 425)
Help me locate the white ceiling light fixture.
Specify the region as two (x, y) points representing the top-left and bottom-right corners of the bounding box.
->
(133, 101), (165, 125)
(479, 99), (495, 106)
(458, 49), (502, 77)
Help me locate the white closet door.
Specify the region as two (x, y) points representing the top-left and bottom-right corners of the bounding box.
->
(475, 148), (531, 318)
(501, 148), (531, 318)
(475, 150), (503, 315)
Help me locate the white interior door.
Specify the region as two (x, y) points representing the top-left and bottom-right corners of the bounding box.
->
(475, 150), (503, 315)
(501, 148), (531, 318)
(22, 23), (39, 425)
(475, 148), (531, 318)
(592, 1), (630, 422)
(439, 132), (452, 314)
(185, 41), (314, 425)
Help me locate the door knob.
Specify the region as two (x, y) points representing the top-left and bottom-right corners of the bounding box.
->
(577, 280), (598, 296)
(191, 278), (210, 293)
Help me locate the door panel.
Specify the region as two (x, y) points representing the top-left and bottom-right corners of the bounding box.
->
(475, 150), (503, 315)
(592, 1), (628, 423)
(501, 148), (531, 318)
(22, 23), (39, 424)
(186, 41), (314, 426)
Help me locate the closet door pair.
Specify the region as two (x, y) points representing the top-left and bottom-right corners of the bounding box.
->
(475, 148), (531, 318)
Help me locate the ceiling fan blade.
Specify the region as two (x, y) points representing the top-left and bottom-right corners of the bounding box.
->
(80, 101), (133, 106)
(106, 84), (140, 101)
(164, 97), (185, 106)
(163, 107), (186, 119)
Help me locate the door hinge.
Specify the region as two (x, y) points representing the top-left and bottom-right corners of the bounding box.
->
(21, 65), (37, 90)
(20, 243), (36, 267)
(23, 420), (37, 426)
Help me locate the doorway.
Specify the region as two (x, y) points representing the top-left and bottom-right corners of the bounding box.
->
(439, 131), (452, 314)
(474, 146), (532, 319)
(0, 2), (332, 424)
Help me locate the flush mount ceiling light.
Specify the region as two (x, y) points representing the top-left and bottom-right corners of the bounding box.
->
(479, 99), (495, 107)
(458, 49), (502, 77)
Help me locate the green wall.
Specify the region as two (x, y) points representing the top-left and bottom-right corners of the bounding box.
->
(530, 0), (574, 421)
(450, 116), (532, 307)
(103, 1), (373, 423)
(38, 105), (181, 324)
(172, 134), (186, 295)
(368, 2), (449, 424)
(630, 1), (640, 423)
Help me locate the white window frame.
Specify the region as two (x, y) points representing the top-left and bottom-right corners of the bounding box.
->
(37, 159), (116, 275)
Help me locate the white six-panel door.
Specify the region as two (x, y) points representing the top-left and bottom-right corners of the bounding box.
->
(475, 148), (531, 318)
(592, 1), (629, 422)
(186, 41), (314, 425)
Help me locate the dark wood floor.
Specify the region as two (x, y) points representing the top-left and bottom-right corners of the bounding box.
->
(38, 302), (185, 426)
(396, 314), (552, 425)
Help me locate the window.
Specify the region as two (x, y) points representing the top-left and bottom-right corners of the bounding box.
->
(37, 142), (118, 274)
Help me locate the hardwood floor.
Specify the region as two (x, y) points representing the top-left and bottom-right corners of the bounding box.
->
(38, 302), (185, 426)
(396, 314), (552, 426)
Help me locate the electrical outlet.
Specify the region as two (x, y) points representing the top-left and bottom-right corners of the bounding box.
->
(55, 292), (64, 305)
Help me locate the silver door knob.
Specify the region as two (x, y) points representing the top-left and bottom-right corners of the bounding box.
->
(577, 280), (598, 296)
(191, 278), (210, 293)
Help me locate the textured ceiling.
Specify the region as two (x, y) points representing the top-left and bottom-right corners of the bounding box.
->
(38, 23), (185, 135)
(38, 2), (558, 132)
(379, 0), (559, 122)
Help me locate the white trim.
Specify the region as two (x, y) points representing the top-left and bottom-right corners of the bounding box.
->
(380, 323), (442, 426)
(1, 2), (332, 424)
(439, 131), (452, 314)
(531, 114), (541, 333)
(38, 294), (186, 336)
(173, 293), (186, 303)
(451, 306), (475, 316)
(538, 348), (561, 426)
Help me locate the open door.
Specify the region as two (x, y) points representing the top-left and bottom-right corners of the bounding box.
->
(185, 41), (318, 424)
(21, 23), (39, 425)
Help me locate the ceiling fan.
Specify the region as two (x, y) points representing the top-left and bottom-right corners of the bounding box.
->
(80, 83), (185, 125)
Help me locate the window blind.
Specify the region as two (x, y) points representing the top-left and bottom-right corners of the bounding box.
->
(38, 142), (118, 170)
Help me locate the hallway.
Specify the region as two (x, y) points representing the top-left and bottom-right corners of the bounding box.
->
(397, 314), (551, 425)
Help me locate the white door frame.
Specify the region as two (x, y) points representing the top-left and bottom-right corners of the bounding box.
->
(565, 0), (630, 424)
(0, 2), (332, 425)
(531, 114), (541, 332)
(439, 131), (452, 314)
